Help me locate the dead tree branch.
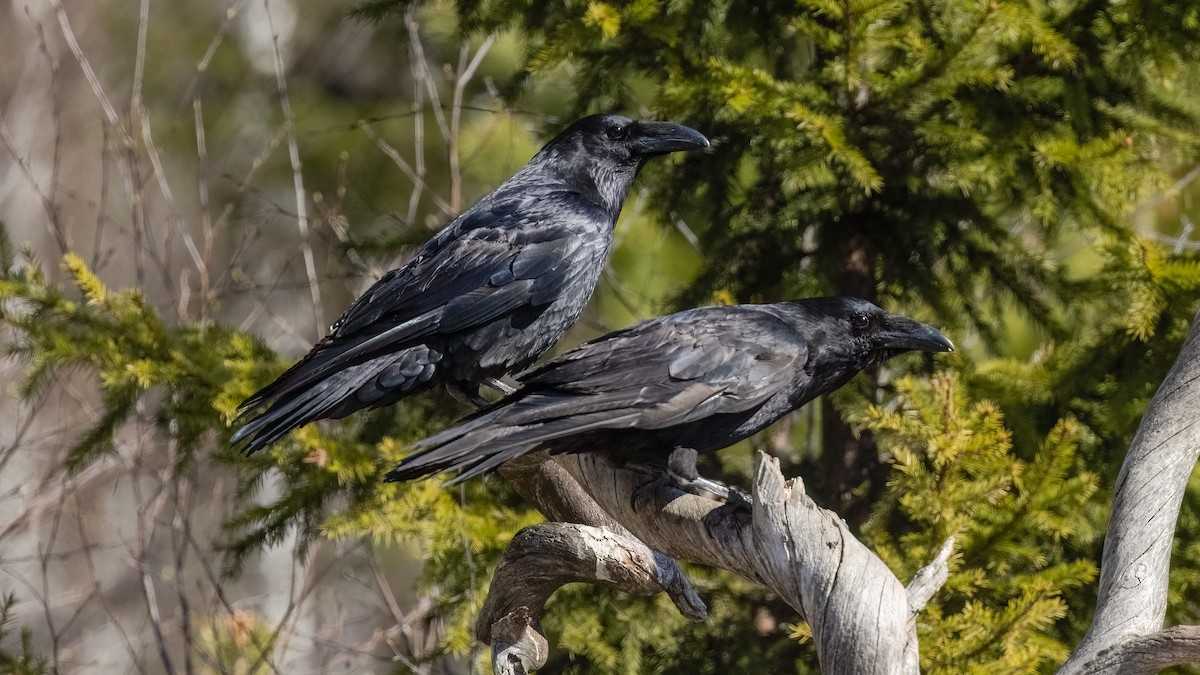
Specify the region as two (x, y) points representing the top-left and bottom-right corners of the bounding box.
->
(477, 522), (707, 674)
(1059, 306), (1200, 674)
(488, 450), (953, 674)
(1073, 625), (1200, 674)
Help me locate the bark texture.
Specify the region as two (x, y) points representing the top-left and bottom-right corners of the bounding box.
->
(485, 450), (953, 674)
(1059, 307), (1200, 674)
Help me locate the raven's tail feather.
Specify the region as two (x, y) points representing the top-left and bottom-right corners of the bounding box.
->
(384, 437), (531, 484)
(232, 371), (372, 455)
(384, 409), (519, 483)
(386, 405), (642, 484)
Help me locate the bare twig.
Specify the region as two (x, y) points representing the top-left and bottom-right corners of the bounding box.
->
(193, 98), (213, 324)
(131, 426), (178, 675)
(901, 536), (956, 671)
(74, 491), (150, 675)
(403, 14), (450, 144)
(448, 35), (495, 211)
(906, 536), (955, 617)
(50, 0), (131, 145)
(404, 9), (429, 229)
(264, 0), (323, 337)
(365, 552), (429, 674)
(0, 112), (67, 254)
(138, 107), (206, 317)
(177, 0), (247, 122)
(32, 12), (66, 250)
(358, 121), (454, 217)
(170, 469), (197, 675)
(38, 489), (65, 673)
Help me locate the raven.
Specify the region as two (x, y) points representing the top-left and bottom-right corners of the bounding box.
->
(385, 297), (953, 484)
(232, 114), (709, 455)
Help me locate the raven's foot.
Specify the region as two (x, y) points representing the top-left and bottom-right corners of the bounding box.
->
(626, 449), (754, 510)
(629, 472), (667, 512)
(446, 382), (489, 408)
(667, 448), (751, 505)
(482, 377), (516, 397)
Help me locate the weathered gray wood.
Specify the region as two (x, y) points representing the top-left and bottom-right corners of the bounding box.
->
(1059, 307), (1200, 674)
(476, 522), (707, 647)
(906, 536), (955, 619)
(551, 452), (926, 674)
(498, 451), (628, 530)
(486, 443), (957, 673)
(902, 536), (955, 671)
(488, 607), (547, 675)
(1070, 625), (1200, 674)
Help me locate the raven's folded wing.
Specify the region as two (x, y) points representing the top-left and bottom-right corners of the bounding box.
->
(511, 305), (808, 428)
(238, 187), (604, 412)
(388, 306), (809, 482)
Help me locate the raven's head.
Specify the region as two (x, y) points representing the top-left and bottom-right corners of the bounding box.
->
(790, 297), (954, 375)
(534, 114), (708, 215)
(553, 113), (710, 162)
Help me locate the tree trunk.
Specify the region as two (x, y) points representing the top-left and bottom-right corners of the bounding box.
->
(821, 221), (881, 520)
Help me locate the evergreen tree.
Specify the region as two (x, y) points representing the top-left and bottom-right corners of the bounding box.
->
(353, 0), (1200, 514)
(3, 0), (1200, 669)
(0, 594), (48, 675)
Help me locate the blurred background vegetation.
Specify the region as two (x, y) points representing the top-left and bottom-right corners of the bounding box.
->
(1, 0), (1199, 672)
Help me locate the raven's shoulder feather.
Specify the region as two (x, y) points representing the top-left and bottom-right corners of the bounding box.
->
(330, 185), (609, 339)
(238, 184), (614, 412)
(522, 305), (805, 386)
(506, 305), (810, 429)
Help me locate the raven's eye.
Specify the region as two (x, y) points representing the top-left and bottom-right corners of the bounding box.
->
(851, 313), (871, 330)
(605, 123), (630, 140)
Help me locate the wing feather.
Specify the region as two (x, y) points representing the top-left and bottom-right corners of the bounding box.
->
(239, 187), (606, 410)
(388, 305), (810, 482)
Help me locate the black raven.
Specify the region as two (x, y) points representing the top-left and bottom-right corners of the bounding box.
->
(385, 297), (953, 484)
(232, 114), (708, 455)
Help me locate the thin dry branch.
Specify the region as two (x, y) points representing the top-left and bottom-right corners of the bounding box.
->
(1076, 625), (1200, 674)
(0, 111), (67, 254)
(447, 35), (495, 212)
(906, 536), (954, 617)
(358, 121), (454, 218)
(263, 0), (322, 337)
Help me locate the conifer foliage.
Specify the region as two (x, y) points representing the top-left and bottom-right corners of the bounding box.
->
(1, 0), (1200, 670)
(851, 374), (1099, 672)
(0, 594), (47, 675)
(355, 0), (1200, 525)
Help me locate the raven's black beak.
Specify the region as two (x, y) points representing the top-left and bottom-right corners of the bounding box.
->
(877, 317), (955, 353)
(631, 121), (710, 156)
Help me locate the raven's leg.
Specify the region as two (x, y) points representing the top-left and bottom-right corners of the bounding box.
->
(482, 377), (516, 397)
(446, 382), (489, 408)
(666, 448), (753, 507)
(624, 449), (753, 508)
